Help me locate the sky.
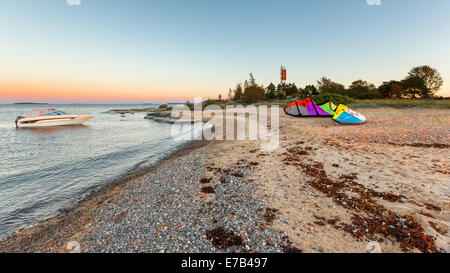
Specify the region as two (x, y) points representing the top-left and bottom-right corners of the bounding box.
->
(0, 0), (449, 103)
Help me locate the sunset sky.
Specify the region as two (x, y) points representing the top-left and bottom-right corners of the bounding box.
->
(1, 0), (449, 103)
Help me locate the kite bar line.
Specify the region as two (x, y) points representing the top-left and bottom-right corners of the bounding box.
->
(294, 101), (302, 116)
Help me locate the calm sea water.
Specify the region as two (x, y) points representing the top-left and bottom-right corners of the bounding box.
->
(0, 104), (189, 239)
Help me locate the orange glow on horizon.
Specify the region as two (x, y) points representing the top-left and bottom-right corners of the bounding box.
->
(1, 76), (449, 103)
(0, 77), (218, 102)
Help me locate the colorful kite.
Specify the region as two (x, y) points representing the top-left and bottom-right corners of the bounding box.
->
(284, 98), (337, 117)
(284, 98), (367, 125)
(332, 104), (366, 125)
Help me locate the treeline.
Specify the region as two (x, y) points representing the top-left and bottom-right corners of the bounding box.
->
(224, 65), (444, 103)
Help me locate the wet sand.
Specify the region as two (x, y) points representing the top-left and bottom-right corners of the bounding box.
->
(0, 107), (448, 253)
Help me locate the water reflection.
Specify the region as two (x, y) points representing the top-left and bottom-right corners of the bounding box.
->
(0, 104), (183, 239)
(17, 125), (91, 134)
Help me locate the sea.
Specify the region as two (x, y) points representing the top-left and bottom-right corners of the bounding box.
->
(0, 103), (193, 239)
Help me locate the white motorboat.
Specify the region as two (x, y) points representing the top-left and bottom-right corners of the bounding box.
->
(15, 108), (93, 128)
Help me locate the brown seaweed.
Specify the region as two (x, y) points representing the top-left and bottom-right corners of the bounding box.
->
(281, 145), (437, 253)
(201, 186), (215, 194)
(206, 227), (243, 249)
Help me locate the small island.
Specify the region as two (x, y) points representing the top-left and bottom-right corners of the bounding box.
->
(13, 102), (49, 105)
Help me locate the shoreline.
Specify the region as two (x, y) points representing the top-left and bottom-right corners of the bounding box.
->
(0, 139), (208, 252)
(0, 107), (448, 253)
(0, 137), (299, 253)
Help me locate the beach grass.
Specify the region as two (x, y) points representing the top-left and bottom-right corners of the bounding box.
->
(253, 100), (292, 107)
(348, 99), (450, 109)
(255, 99), (450, 109)
(109, 99), (450, 113)
(254, 99), (450, 109)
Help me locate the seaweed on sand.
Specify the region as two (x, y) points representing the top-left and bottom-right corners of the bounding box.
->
(219, 176), (227, 184)
(428, 221), (446, 235)
(201, 186), (215, 194)
(200, 177), (211, 184)
(424, 203), (442, 212)
(297, 161), (437, 253)
(281, 145), (438, 253)
(263, 208), (279, 225)
(282, 246), (302, 253)
(206, 227), (243, 249)
(231, 172), (244, 178)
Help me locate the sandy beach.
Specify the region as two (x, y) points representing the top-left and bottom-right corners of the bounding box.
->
(0, 107), (448, 253)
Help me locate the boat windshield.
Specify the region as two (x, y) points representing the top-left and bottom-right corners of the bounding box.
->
(30, 109), (68, 117)
(41, 110), (67, 116)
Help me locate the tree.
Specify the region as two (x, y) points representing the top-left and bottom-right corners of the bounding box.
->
(285, 83), (298, 97)
(317, 77), (345, 94)
(348, 80), (376, 91)
(405, 65), (443, 98)
(266, 82), (276, 93)
(243, 80), (249, 90)
(390, 83), (403, 98)
(243, 85), (265, 103)
(265, 83), (277, 100)
(402, 76), (427, 98)
(218, 94), (222, 100)
(303, 85), (318, 97)
(249, 73), (256, 87)
(228, 88), (233, 100)
(378, 81), (403, 98)
(347, 80), (381, 99)
(185, 100), (194, 110)
(276, 83), (286, 99)
(233, 83), (243, 100)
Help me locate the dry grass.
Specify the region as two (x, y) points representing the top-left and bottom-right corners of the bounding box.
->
(349, 99), (450, 109)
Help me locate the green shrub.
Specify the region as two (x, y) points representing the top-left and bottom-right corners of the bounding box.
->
(312, 93), (353, 105)
(185, 102), (194, 110)
(184, 100), (222, 110)
(202, 99), (221, 109)
(243, 85), (266, 104)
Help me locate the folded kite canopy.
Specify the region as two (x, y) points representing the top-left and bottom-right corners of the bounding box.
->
(318, 101), (338, 115)
(284, 98), (367, 125)
(332, 104), (366, 124)
(284, 98), (337, 117)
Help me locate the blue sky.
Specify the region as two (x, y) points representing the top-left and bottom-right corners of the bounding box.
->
(0, 0), (449, 102)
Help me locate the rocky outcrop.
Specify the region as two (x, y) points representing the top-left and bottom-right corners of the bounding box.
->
(144, 110), (203, 124)
(144, 111), (178, 123)
(144, 111), (172, 118)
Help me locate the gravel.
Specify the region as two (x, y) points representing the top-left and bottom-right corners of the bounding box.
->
(79, 144), (297, 253)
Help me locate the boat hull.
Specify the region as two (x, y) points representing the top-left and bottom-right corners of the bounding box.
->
(17, 115), (93, 128)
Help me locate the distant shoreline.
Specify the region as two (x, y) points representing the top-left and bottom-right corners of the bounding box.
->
(13, 102), (49, 105)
